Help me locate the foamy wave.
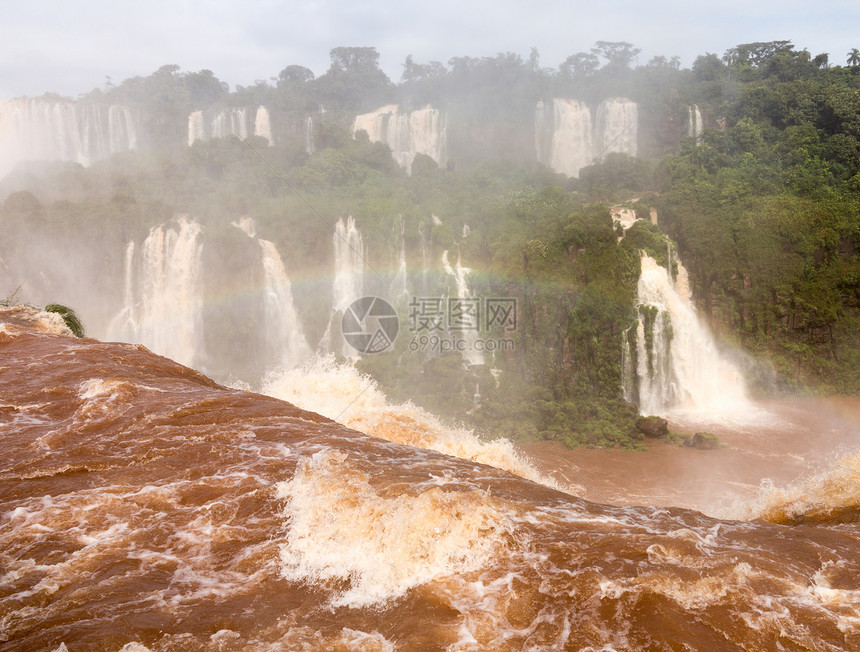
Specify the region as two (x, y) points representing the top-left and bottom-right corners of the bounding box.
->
(277, 449), (515, 608)
(0, 305), (73, 337)
(262, 355), (579, 494)
(721, 451), (860, 524)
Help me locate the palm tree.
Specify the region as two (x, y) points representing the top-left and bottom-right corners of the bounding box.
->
(848, 48), (860, 67)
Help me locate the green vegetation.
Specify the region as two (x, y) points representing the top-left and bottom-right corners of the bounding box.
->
(44, 304), (85, 338)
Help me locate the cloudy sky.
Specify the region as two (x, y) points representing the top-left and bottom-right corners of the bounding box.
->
(2, 0), (858, 98)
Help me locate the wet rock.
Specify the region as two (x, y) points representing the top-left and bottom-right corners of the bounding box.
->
(685, 432), (720, 450)
(636, 416), (668, 438)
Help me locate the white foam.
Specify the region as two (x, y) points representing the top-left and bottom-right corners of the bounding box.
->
(277, 449), (515, 607)
(262, 355), (578, 494)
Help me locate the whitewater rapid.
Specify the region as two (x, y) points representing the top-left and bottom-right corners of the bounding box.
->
(1, 307), (859, 651)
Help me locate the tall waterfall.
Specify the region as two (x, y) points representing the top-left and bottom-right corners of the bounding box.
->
(0, 98), (138, 176)
(442, 250), (484, 367)
(321, 216), (366, 358)
(353, 105), (447, 174)
(332, 216), (365, 312)
(259, 239), (312, 369)
(389, 220), (409, 304)
(688, 105), (703, 141)
(304, 116), (315, 155)
(230, 216), (311, 370)
(110, 217), (204, 368)
(187, 106), (272, 145)
(535, 98), (638, 178)
(626, 254), (749, 416)
(254, 106), (272, 145)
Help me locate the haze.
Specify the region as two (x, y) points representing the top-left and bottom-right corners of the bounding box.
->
(2, 0), (858, 98)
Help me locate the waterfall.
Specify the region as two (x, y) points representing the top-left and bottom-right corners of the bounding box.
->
(259, 239), (312, 369)
(254, 106), (272, 145)
(595, 98), (638, 158)
(627, 254), (749, 416)
(442, 250), (484, 367)
(188, 111), (205, 146)
(389, 220), (409, 304)
(535, 98), (637, 178)
(322, 216), (365, 358)
(187, 106), (271, 145)
(0, 98), (138, 176)
(212, 108), (248, 140)
(352, 105), (447, 174)
(419, 224), (430, 295)
(535, 99), (593, 178)
(304, 116), (315, 155)
(229, 216), (310, 369)
(332, 216), (364, 312)
(110, 217), (204, 368)
(688, 105), (703, 142)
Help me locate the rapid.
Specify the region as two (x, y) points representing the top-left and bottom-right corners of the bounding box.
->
(2, 306), (859, 651)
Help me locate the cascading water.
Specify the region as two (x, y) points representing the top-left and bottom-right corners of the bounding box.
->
(109, 216), (204, 368)
(352, 104), (447, 174)
(0, 98), (138, 176)
(627, 253), (749, 416)
(442, 249), (484, 367)
(254, 106), (273, 145)
(186, 106), (272, 145)
(535, 98), (637, 178)
(595, 98), (638, 158)
(259, 239), (312, 369)
(230, 216), (311, 370)
(332, 216), (364, 313)
(322, 216), (365, 357)
(389, 220), (409, 304)
(213, 108), (248, 140)
(419, 223), (431, 295)
(187, 111), (205, 146)
(304, 116), (315, 155)
(535, 98), (593, 178)
(688, 104), (703, 142)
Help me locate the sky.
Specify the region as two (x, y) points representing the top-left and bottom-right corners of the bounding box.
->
(1, 0), (858, 98)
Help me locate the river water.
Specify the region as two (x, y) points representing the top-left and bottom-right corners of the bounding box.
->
(1, 306), (858, 651)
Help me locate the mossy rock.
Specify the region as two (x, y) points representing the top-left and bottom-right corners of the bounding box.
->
(684, 432), (720, 450)
(635, 415), (668, 438)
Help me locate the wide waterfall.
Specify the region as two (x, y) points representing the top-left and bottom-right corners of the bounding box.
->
(535, 99), (593, 179)
(0, 98), (138, 176)
(187, 106), (273, 146)
(353, 105), (448, 174)
(626, 253), (749, 416)
(595, 98), (638, 158)
(109, 216), (204, 369)
(535, 98), (638, 178)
